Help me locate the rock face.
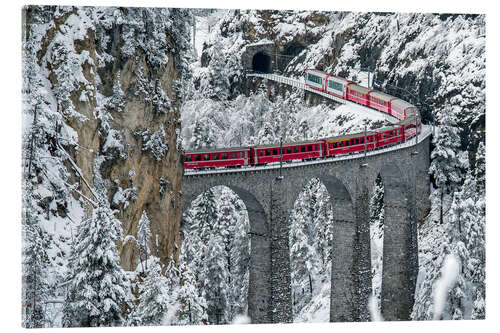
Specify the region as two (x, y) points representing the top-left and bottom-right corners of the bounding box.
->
(24, 6), (189, 270)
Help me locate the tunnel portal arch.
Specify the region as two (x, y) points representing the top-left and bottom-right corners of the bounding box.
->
(252, 51), (272, 73)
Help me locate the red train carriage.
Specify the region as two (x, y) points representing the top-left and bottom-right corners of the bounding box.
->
(325, 75), (353, 99)
(346, 84), (373, 106)
(375, 125), (405, 149)
(184, 147), (251, 169)
(401, 114), (421, 141)
(253, 139), (325, 165)
(390, 99), (417, 121)
(324, 131), (377, 157)
(305, 69), (328, 91)
(367, 91), (398, 115)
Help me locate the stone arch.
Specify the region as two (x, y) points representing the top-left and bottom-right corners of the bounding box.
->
(252, 51), (272, 73)
(288, 174), (362, 322)
(181, 182), (271, 324)
(287, 177), (332, 319)
(376, 162), (416, 321)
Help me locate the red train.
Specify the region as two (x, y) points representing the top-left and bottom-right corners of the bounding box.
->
(304, 69), (418, 120)
(184, 71), (422, 170)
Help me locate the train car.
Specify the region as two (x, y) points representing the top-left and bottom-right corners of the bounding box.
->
(375, 125), (405, 149)
(253, 139), (324, 165)
(401, 112), (421, 141)
(184, 147), (251, 169)
(368, 91), (398, 115)
(324, 131), (376, 157)
(346, 84), (373, 106)
(305, 69), (328, 91)
(390, 99), (417, 121)
(325, 75), (353, 99)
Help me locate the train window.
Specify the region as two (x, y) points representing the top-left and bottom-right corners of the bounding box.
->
(333, 142), (337, 148)
(212, 154), (218, 160)
(301, 146), (305, 152)
(259, 151), (263, 156)
(287, 147), (292, 154)
(273, 149), (278, 155)
(230, 153), (236, 159)
(266, 150), (271, 156)
(360, 138), (364, 144)
(307, 73), (322, 85)
(240, 152), (243, 158)
(328, 80), (343, 91)
(221, 153), (228, 159)
(195, 155), (201, 161)
(186, 155), (192, 162)
(307, 145), (312, 151)
(294, 147), (299, 153)
(203, 154), (210, 161)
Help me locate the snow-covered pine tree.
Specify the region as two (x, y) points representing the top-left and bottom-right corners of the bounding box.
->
(191, 188), (219, 241)
(137, 210), (152, 272)
(290, 215), (319, 313)
(22, 182), (51, 328)
(216, 188), (251, 319)
(204, 234), (230, 324)
(207, 39), (231, 101)
(191, 119), (215, 150)
(429, 105), (464, 224)
(449, 148), (485, 320)
(470, 142), (485, 319)
(128, 257), (173, 326)
(175, 261), (208, 325)
(62, 201), (131, 327)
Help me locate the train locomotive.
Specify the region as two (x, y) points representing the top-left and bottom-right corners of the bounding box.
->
(184, 70), (421, 170)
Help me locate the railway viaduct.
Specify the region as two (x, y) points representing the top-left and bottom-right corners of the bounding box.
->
(181, 129), (432, 324)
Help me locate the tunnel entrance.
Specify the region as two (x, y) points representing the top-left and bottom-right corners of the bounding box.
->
(252, 52), (272, 73)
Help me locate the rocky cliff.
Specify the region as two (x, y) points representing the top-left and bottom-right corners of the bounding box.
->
(23, 5), (190, 270)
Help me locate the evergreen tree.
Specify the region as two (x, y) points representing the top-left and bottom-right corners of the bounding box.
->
(137, 210), (152, 272)
(128, 257), (173, 326)
(204, 234), (230, 324)
(207, 40), (231, 101)
(429, 106), (464, 223)
(22, 184), (51, 328)
(62, 201), (131, 327)
(175, 261), (208, 325)
(180, 187), (251, 324)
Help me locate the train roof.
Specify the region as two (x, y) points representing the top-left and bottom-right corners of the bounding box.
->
(369, 90), (397, 101)
(348, 84), (373, 94)
(326, 75), (351, 84)
(254, 138), (324, 149)
(391, 98), (416, 110)
(185, 146), (251, 154)
(324, 130), (378, 142)
(305, 69), (328, 77)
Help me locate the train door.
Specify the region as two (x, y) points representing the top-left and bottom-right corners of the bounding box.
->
(244, 151), (248, 166)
